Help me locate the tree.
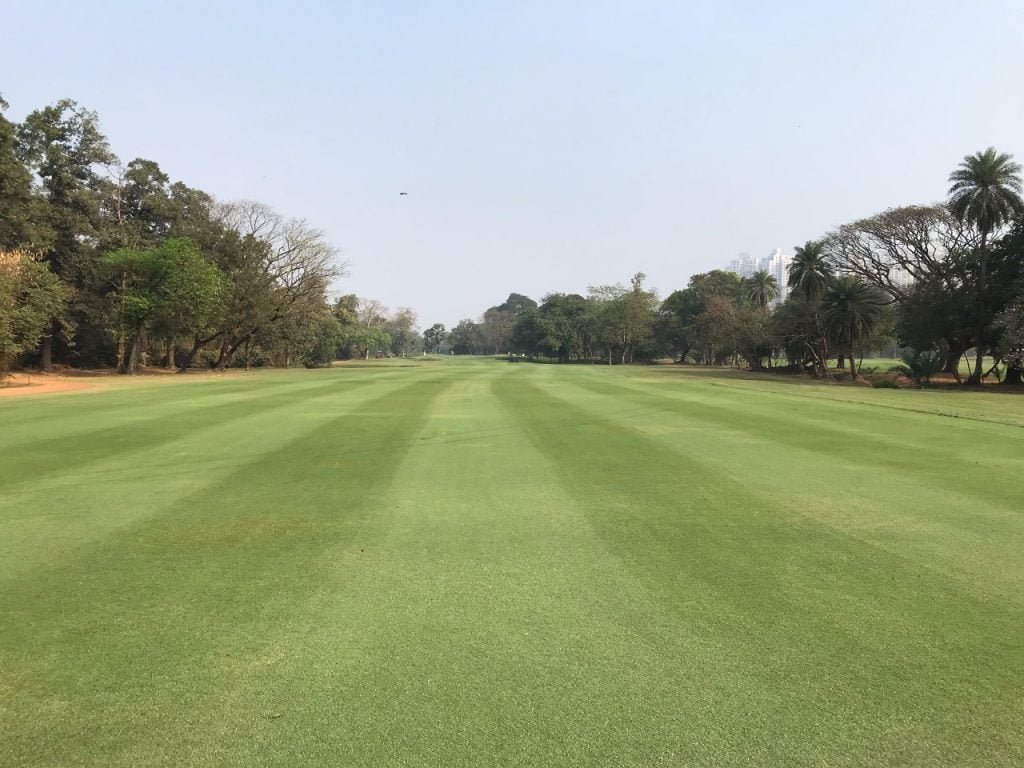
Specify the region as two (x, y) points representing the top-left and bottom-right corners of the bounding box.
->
(823, 205), (978, 373)
(745, 270), (778, 309)
(498, 293), (537, 317)
(102, 238), (225, 374)
(996, 298), (1024, 385)
(787, 242), (834, 376)
(949, 148), (1024, 384)
(385, 307), (419, 356)
(0, 251), (67, 378)
(590, 273), (658, 364)
(788, 241), (831, 301)
(17, 99), (117, 369)
(204, 201), (342, 369)
(820, 276), (887, 380)
(530, 293), (592, 362)
(0, 97), (37, 251)
(304, 315), (344, 368)
(480, 306), (515, 354)
(658, 289), (698, 362)
(423, 323), (446, 354)
(448, 319), (482, 355)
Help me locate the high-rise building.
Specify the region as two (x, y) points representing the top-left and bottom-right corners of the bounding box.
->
(725, 248), (792, 307)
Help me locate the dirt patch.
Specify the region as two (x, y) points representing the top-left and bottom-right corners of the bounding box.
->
(0, 374), (91, 398)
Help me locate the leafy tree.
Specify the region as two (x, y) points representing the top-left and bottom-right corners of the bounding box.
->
(304, 315), (344, 368)
(204, 201), (341, 369)
(948, 148), (1024, 383)
(479, 306), (515, 354)
(820, 276), (887, 380)
(423, 323), (446, 354)
(17, 99), (116, 368)
(770, 296), (822, 372)
(996, 298), (1024, 385)
(824, 205), (976, 372)
(448, 319), (482, 354)
(658, 287), (700, 362)
(102, 238), (225, 374)
(0, 97), (38, 251)
(385, 307), (419, 356)
(498, 293), (537, 317)
(590, 273), (658, 364)
(0, 251), (67, 378)
(533, 293), (591, 362)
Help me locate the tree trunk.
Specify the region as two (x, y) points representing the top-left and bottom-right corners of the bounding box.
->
(215, 337), (232, 370)
(40, 334), (53, 372)
(837, 353), (845, 370)
(166, 340), (175, 370)
(115, 334), (126, 372)
(1004, 363), (1023, 385)
(125, 330), (142, 375)
(969, 231), (988, 385)
(244, 339), (251, 370)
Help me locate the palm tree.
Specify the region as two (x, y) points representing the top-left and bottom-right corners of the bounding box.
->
(787, 241), (833, 375)
(787, 241), (832, 301)
(745, 270), (778, 309)
(820, 276), (886, 380)
(948, 147), (1024, 383)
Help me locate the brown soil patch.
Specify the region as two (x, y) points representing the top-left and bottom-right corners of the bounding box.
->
(0, 374), (91, 398)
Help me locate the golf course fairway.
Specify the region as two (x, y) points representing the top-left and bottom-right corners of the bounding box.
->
(2, 359), (1022, 767)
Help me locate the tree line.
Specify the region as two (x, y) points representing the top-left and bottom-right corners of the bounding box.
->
(441, 148), (1024, 386)
(0, 96), (415, 378)
(3, 95), (1022, 386)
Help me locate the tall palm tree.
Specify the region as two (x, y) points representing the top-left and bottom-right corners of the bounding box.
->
(787, 241), (834, 376)
(948, 147), (1024, 383)
(788, 241), (832, 301)
(746, 270), (778, 309)
(820, 276), (886, 380)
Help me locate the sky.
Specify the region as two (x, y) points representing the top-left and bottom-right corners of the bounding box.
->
(6, 1), (1024, 327)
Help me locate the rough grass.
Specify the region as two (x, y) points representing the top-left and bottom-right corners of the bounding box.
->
(1, 359), (1022, 767)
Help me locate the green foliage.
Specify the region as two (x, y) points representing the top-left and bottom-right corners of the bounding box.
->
(820, 276), (888, 378)
(423, 323), (446, 354)
(102, 238), (225, 372)
(304, 315), (344, 367)
(0, 252), (67, 377)
(948, 147), (1023, 239)
(889, 350), (943, 387)
(448, 318), (482, 355)
(788, 241), (832, 301)
(744, 270), (778, 309)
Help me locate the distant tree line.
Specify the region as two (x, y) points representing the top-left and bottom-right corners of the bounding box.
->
(0, 95), (399, 377)
(442, 148), (1024, 385)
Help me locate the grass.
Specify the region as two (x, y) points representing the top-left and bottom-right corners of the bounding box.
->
(1, 359), (1023, 767)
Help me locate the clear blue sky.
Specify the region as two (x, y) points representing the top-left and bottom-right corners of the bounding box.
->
(7, 1), (1024, 326)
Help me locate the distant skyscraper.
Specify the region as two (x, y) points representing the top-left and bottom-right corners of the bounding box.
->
(725, 248), (792, 307)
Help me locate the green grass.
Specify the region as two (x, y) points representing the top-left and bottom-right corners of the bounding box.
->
(2, 360), (1023, 767)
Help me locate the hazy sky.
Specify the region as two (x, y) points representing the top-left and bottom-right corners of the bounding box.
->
(7, 1), (1024, 326)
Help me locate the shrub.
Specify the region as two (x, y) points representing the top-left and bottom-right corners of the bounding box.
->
(889, 350), (942, 388)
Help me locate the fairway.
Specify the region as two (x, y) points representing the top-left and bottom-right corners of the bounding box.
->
(2, 361), (1023, 767)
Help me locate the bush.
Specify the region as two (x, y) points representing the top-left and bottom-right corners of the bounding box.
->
(872, 378), (900, 389)
(889, 350), (942, 388)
